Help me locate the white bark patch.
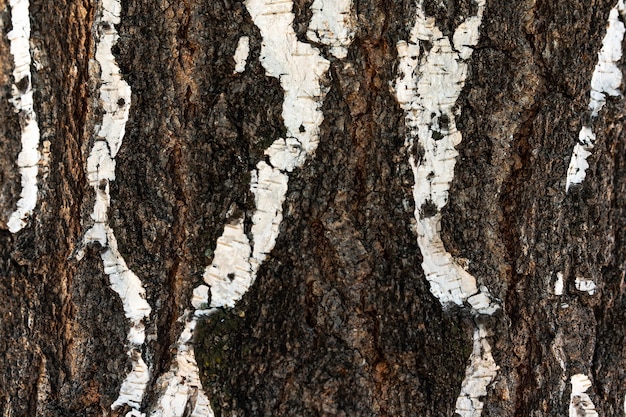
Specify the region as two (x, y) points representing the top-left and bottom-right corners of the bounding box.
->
(566, 2), (625, 191)
(197, 162), (289, 310)
(76, 1), (152, 414)
(151, 317), (214, 417)
(393, 0), (498, 315)
(307, 0), (355, 59)
(575, 276), (597, 295)
(206, 0), (332, 310)
(200, 217), (252, 309)
(152, 1), (356, 415)
(569, 374), (599, 417)
(248, 161), (290, 264)
(6, 0), (41, 233)
(233, 36), (250, 74)
(395, 3), (500, 416)
(555, 271), (565, 295)
(112, 348), (150, 411)
(455, 324), (499, 417)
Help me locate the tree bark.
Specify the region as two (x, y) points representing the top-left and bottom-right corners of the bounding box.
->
(1, 0), (625, 416)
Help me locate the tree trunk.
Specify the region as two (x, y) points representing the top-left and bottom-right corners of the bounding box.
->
(1, 0), (625, 416)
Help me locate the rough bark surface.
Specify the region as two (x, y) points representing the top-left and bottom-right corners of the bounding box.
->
(0, 0), (624, 416)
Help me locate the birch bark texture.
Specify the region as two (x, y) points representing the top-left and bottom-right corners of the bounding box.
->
(0, 0), (625, 416)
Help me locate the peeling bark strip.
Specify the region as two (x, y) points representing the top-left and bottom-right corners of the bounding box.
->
(394, 2), (499, 415)
(393, 0), (497, 314)
(232, 36), (250, 74)
(151, 1), (355, 415)
(566, 1), (625, 191)
(151, 317), (213, 417)
(76, 0), (152, 414)
(307, 0), (355, 59)
(6, 0), (41, 233)
(569, 374), (598, 417)
(455, 324), (499, 417)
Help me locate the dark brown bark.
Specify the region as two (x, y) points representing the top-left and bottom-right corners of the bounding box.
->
(1, 0), (625, 416)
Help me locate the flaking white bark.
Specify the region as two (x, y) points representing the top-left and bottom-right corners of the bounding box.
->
(6, 0), (41, 233)
(554, 271), (565, 295)
(151, 318), (213, 417)
(455, 324), (499, 417)
(566, 1), (625, 191)
(563, 37), (626, 290)
(569, 374), (599, 417)
(394, 2), (499, 415)
(307, 0), (355, 59)
(394, 0), (497, 314)
(233, 36), (250, 74)
(76, 1), (152, 414)
(574, 276), (597, 295)
(200, 218), (252, 309)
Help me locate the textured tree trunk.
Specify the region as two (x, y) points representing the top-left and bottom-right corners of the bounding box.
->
(1, 0), (625, 416)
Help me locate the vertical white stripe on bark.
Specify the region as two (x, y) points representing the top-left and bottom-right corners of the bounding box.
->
(201, 218), (253, 309)
(206, 0), (334, 312)
(6, 0), (41, 233)
(554, 271), (565, 295)
(204, 0), (332, 308)
(233, 36), (250, 74)
(566, 2), (625, 191)
(148, 224), (252, 417)
(77, 1), (152, 414)
(394, 0), (498, 314)
(455, 324), (499, 417)
(150, 317), (214, 417)
(569, 374), (599, 417)
(394, 2), (499, 415)
(151, 1), (357, 415)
